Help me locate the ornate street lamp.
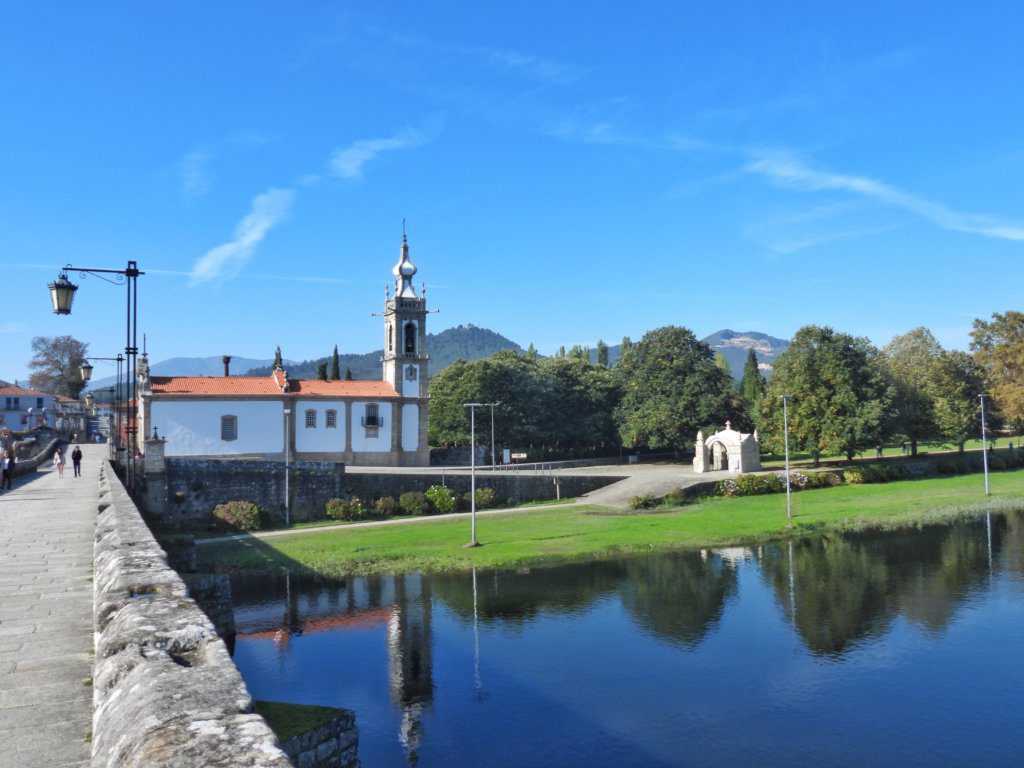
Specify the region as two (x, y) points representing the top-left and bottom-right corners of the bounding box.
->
(48, 271), (78, 314)
(80, 361), (94, 383)
(48, 261), (143, 492)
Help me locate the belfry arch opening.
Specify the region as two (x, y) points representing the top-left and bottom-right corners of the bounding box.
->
(404, 322), (416, 355)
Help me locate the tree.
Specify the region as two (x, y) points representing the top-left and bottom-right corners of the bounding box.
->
(881, 328), (945, 454)
(330, 345), (341, 380)
(970, 311), (1024, 428)
(931, 350), (984, 452)
(344, 365), (353, 381)
(596, 339), (609, 367)
(526, 342), (538, 360)
(316, 362), (328, 381)
(740, 348), (765, 428)
(614, 326), (735, 455)
(27, 335), (89, 398)
(714, 351), (731, 377)
(761, 326), (889, 464)
(537, 355), (621, 453)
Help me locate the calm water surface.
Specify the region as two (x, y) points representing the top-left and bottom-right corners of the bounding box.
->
(230, 513), (1024, 767)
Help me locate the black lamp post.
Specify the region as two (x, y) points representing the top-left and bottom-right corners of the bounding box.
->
(49, 261), (143, 492)
(80, 355), (124, 458)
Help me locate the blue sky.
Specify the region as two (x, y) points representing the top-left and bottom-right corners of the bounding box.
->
(2, 2), (1022, 384)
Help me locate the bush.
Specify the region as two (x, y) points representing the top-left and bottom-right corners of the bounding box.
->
(399, 491), (428, 516)
(374, 496), (397, 519)
(425, 485), (457, 514)
(664, 488), (688, 506)
(211, 500), (262, 532)
(325, 496), (366, 521)
(844, 464), (909, 484)
(475, 487), (497, 509)
(628, 493), (659, 510)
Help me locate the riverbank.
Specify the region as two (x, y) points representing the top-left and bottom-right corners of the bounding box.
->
(199, 469), (1024, 576)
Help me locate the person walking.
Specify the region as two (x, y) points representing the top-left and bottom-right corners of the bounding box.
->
(71, 445), (83, 477)
(53, 447), (65, 478)
(0, 449), (13, 491)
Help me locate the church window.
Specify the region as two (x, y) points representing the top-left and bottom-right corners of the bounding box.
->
(404, 322), (416, 355)
(305, 409), (317, 429)
(363, 403), (380, 427)
(221, 415), (238, 441)
(326, 409), (337, 428)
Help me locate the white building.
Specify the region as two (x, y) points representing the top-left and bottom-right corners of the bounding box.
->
(0, 384), (57, 429)
(137, 234), (431, 467)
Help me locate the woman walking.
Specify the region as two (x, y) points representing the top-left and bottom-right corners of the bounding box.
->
(53, 447), (65, 478)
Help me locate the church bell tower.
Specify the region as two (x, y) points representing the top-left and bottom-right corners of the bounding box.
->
(382, 231), (429, 397)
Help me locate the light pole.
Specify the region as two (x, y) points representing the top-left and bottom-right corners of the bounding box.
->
(283, 407), (292, 527)
(782, 394), (792, 522)
(81, 355), (123, 455)
(487, 402), (499, 470)
(49, 261), (143, 492)
(980, 393), (990, 496)
(464, 402), (483, 547)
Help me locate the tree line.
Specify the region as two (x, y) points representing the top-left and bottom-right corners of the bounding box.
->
(428, 311), (1024, 463)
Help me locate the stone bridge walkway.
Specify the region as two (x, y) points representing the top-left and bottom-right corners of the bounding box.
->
(0, 444), (104, 768)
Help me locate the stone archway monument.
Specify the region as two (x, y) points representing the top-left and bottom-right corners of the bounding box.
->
(693, 422), (761, 475)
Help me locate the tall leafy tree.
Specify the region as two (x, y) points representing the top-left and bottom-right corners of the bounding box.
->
(614, 326), (734, 455)
(740, 348), (765, 428)
(596, 339), (609, 367)
(761, 326), (889, 464)
(970, 310), (1024, 428)
(316, 362), (328, 381)
(882, 327), (943, 455)
(329, 344), (341, 380)
(27, 335), (89, 398)
(537, 355), (620, 453)
(931, 350), (984, 452)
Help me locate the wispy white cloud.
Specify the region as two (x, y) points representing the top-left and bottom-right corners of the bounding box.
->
(745, 151), (1024, 242)
(0, 322), (27, 333)
(180, 150), (214, 197)
(189, 188), (294, 286)
(329, 127), (430, 180)
(474, 46), (587, 85)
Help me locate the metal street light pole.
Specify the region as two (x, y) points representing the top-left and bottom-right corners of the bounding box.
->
(489, 402), (498, 470)
(782, 394), (792, 521)
(464, 402), (482, 547)
(283, 407), (292, 527)
(980, 393), (990, 496)
(50, 261), (143, 493)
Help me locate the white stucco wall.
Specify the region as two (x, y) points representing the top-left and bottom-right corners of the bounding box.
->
(351, 401), (392, 452)
(295, 400), (346, 453)
(401, 403), (419, 451)
(403, 364), (420, 397)
(152, 400), (283, 456)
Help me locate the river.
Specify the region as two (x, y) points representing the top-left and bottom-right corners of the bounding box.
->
(230, 512), (1024, 767)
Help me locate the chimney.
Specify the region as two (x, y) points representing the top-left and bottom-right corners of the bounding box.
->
(222, 355), (232, 376)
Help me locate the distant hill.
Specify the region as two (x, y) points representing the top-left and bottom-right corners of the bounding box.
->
(85, 355), (282, 391)
(590, 329), (789, 379)
(245, 324), (525, 380)
(702, 329), (789, 379)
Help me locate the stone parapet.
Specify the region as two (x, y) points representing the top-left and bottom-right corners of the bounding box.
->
(280, 712), (359, 768)
(92, 461), (292, 768)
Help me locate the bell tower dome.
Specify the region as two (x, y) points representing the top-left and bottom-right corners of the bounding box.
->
(382, 228), (429, 397)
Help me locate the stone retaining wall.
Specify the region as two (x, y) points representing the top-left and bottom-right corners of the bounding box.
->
(280, 713), (359, 768)
(92, 460), (293, 768)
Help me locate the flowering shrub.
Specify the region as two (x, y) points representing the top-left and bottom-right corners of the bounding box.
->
(325, 496), (367, 521)
(844, 464), (909, 484)
(211, 501), (262, 532)
(399, 491), (428, 516)
(475, 487), (497, 509)
(716, 471), (842, 497)
(374, 496), (397, 519)
(425, 485), (457, 514)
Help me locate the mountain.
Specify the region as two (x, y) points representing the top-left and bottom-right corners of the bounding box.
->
(702, 329), (789, 379)
(85, 356), (281, 391)
(245, 324), (525, 380)
(588, 329), (789, 379)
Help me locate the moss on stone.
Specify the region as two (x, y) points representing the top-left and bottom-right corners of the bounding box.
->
(254, 700), (345, 743)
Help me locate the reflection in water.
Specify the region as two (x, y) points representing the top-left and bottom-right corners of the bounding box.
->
(231, 512), (1024, 767)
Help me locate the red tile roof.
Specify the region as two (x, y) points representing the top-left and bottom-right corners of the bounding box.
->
(0, 385), (49, 396)
(150, 376), (400, 399)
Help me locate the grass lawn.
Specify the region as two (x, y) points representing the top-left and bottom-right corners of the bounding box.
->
(200, 468), (1024, 577)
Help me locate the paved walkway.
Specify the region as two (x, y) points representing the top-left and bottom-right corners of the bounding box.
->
(1, 444), (103, 768)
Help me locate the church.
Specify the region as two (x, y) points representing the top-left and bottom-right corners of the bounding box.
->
(136, 234), (431, 467)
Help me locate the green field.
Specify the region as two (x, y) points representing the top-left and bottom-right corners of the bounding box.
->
(199, 468), (1024, 577)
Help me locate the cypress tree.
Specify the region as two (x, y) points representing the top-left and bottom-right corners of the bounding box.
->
(330, 345), (341, 380)
(740, 348), (764, 421)
(344, 365), (353, 381)
(316, 362), (328, 381)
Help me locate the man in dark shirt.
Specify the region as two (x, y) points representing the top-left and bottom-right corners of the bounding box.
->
(71, 445), (83, 478)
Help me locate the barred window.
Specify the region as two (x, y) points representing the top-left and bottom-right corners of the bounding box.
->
(326, 409), (337, 428)
(305, 409), (317, 429)
(363, 403), (380, 427)
(221, 415), (238, 441)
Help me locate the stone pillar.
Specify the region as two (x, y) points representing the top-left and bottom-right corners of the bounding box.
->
(143, 435), (168, 517)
